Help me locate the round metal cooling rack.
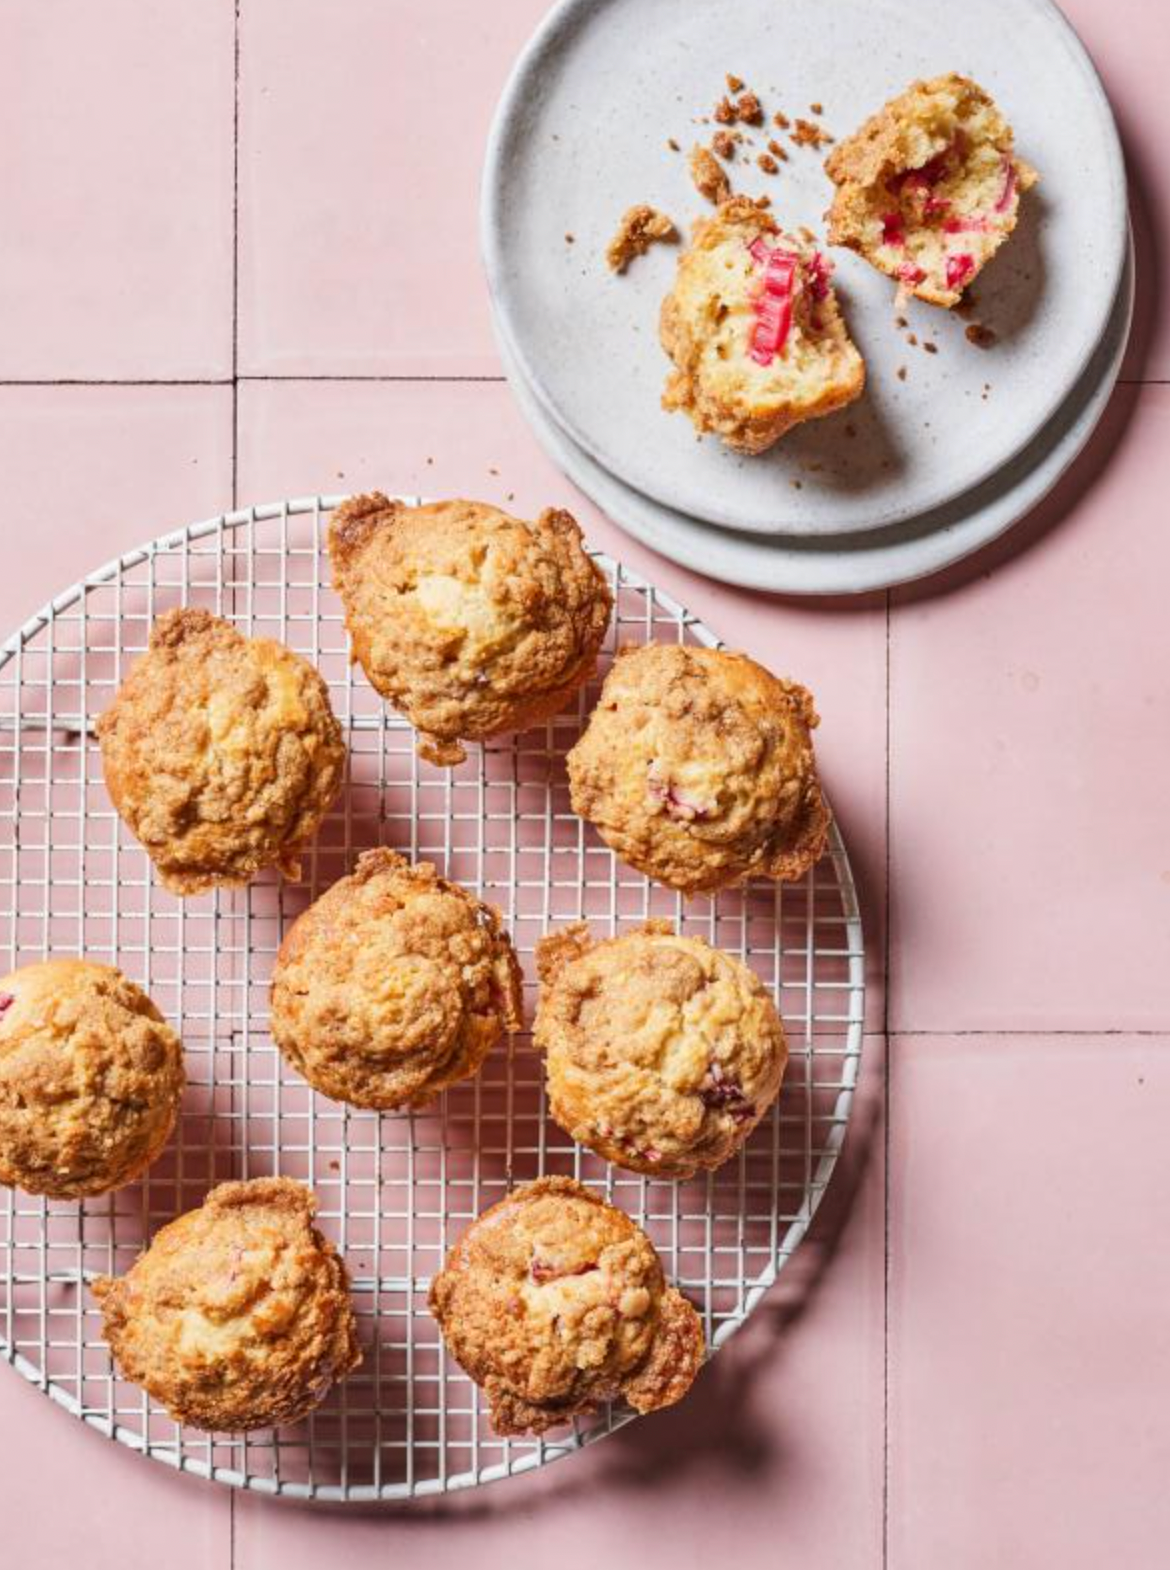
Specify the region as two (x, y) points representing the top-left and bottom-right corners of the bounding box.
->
(0, 496), (865, 1501)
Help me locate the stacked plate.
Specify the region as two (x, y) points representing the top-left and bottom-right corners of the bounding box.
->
(482, 0), (1131, 594)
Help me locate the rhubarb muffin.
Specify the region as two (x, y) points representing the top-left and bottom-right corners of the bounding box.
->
(96, 608), (345, 896)
(536, 923), (786, 1179)
(92, 1177), (361, 1432)
(660, 196), (865, 454)
(826, 73), (1038, 307)
(270, 848), (523, 1111)
(566, 643), (830, 895)
(0, 959), (184, 1200)
(328, 494), (612, 766)
(429, 1176), (703, 1435)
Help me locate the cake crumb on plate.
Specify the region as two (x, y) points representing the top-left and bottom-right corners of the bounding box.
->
(688, 143), (731, 203)
(606, 204), (678, 272)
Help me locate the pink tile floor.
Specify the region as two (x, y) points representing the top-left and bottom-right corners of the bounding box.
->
(0, 1), (1167, 1565)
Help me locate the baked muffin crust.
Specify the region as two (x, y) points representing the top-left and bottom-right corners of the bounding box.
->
(96, 607), (345, 896)
(328, 494), (612, 766)
(536, 922), (787, 1179)
(92, 1177), (361, 1432)
(567, 643), (830, 895)
(270, 848), (523, 1110)
(429, 1176), (703, 1435)
(0, 958), (184, 1199)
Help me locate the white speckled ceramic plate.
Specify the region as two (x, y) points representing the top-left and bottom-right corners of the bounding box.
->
(483, 0), (1126, 538)
(495, 233), (1132, 594)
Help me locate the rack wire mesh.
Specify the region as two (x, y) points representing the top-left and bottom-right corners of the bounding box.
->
(0, 495), (865, 1501)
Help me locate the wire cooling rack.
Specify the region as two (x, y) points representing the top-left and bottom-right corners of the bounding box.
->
(0, 495), (864, 1501)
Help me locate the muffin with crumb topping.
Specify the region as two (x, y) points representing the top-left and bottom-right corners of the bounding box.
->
(0, 958), (184, 1199)
(536, 922), (787, 1179)
(429, 1176), (703, 1436)
(270, 848), (522, 1110)
(96, 607), (344, 895)
(92, 1177), (361, 1432)
(328, 494), (612, 766)
(567, 642), (830, 895)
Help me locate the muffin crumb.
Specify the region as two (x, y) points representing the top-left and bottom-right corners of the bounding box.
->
(606, 204), (677, 272)
(735, 91), (763, 125)
(791, 117), (832, 148)
(688, 144), (731, 204)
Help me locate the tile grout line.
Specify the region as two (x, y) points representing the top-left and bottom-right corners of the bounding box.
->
(0, 375), (1158, 388)
(229, 1), (240, 1562)
(0, 375), (510, 386)
(231, 0), (241, 515)
(888, 1028), (1170, 1038)
(882, 586), (892, 1570)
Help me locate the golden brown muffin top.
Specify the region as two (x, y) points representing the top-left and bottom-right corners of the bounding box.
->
(428, 1176), (703, 1435)
(535, 922), (787, 1179)
(567, 642), (830, 895)
(328, 494), (612, 765)
(0, 958), (184, 1200)
(96, 607), (345, 896)
(270, 848), (523, 1111)
(92, 1177), (361, 1433)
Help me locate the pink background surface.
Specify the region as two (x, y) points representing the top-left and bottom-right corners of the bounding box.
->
(0, 0), (1167, 1565)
